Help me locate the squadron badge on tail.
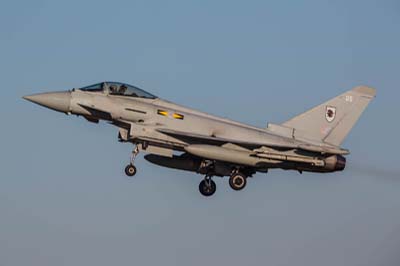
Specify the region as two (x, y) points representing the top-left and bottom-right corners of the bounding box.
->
(325, 106), (337, 123)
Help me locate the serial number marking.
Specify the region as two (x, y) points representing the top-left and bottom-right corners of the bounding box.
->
(345, 95), (353, 102)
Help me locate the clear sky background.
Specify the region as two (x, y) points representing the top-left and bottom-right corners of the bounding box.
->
(1, 0), (400, 265)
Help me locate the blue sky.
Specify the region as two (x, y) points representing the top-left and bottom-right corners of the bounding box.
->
(1, 0), (400, 265)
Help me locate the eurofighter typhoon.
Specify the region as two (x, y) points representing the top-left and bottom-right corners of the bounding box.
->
(23, 82), (376, 196)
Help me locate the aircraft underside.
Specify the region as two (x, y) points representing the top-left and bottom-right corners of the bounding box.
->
(122, 138), (346, 197)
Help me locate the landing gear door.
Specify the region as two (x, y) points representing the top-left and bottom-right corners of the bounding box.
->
(142, 145), (174, 158)
(118, 127), (129, 142)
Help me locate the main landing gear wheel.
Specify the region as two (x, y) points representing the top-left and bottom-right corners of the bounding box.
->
(125, 164), (137, 177)
(229, 172), (247, 191)
(199, 179), (216, 197)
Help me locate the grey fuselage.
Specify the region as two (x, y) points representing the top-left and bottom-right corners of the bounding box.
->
(67, 88), (346, 175)
(72, 89), (292, 147)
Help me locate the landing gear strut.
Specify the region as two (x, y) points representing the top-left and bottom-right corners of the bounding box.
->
(125, 145), (139, 177)
(199, 176), (216, 197)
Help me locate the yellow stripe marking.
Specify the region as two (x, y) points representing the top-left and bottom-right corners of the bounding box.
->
(173, 113), (184, 120)
(157, 110), (168, 116)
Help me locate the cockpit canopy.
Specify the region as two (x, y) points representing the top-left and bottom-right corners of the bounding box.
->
(80, 82), (157, 99)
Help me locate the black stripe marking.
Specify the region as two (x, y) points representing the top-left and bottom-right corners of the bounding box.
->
(125, 108), (147, 114)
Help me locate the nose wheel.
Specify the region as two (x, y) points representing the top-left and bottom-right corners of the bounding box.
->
(125, 164), (137, 176)
(199, 176), (216, 197)
(125, 145), (139, 177)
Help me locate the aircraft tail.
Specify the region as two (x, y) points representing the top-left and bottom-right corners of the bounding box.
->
(282, 86), (376, 146)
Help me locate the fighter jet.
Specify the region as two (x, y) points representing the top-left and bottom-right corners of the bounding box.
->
(23, 82), (376, 196)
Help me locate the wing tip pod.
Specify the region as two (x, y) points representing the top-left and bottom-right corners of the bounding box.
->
(352, 86), (376, 97)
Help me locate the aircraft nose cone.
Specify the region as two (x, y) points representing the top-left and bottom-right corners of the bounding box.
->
(23, 91), (71, 113)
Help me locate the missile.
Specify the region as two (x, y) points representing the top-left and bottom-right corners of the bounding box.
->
(184, 144), (345, 172)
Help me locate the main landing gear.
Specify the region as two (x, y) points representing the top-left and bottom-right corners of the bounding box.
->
(198, 171), (249, 197)
(229, 171), (247, 191)
(199, 176), (216, 197)
(125, 145), (139, 177)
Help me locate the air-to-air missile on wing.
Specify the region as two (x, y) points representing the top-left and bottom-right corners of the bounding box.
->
(24, 82), (375, 196)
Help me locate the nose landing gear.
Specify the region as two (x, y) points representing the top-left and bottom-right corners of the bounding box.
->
(125, 145), (139, 177)
(125, 164), (137, 177)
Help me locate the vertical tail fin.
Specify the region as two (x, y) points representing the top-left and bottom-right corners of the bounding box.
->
(282, 86), (376, 146)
